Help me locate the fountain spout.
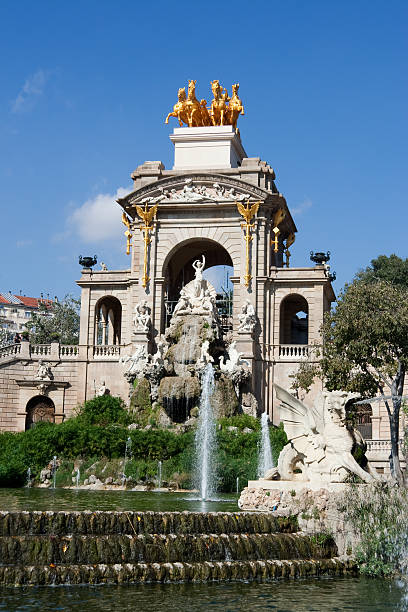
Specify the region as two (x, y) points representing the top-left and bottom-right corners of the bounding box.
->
(258, 412), (274, 478)
(195, 363), (217, 500)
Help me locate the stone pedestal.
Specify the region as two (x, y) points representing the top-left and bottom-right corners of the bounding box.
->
(170, 126), (247, 170)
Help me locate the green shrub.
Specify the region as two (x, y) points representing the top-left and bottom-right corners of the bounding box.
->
(219, 414), (260, 431)
(75, 395), (130, 426)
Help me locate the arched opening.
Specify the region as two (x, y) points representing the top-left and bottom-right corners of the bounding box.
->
(94, 296), (122, 345)
(356, 404), (373, 440)
(280, 294), (309, 345)
(162, 238), (234, 334)
(25, 396), (55, 430)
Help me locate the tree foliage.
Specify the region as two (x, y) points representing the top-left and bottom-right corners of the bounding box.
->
(292, 255), (408, 483)
(356, 254), (408, 289)
(25, 295), (80, 345)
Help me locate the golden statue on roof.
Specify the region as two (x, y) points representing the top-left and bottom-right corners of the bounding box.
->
(165, 80), (244, 131)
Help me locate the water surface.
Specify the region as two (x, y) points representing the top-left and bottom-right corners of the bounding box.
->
(0, 488), (239, 513)
(0, 578), (406, 611)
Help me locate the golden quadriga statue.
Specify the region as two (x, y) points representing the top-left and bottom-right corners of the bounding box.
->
(165, 80), (244, 131)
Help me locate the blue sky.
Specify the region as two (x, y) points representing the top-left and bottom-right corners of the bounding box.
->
(1, 1), (406, 299)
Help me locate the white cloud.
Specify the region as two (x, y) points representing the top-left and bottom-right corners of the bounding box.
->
(291, 198), (312, 216)
(67, 187), (128, 243)
(11, 70), (49, 113)
(16, 239), (33, 248)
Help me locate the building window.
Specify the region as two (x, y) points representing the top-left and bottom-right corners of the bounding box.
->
(280, 294), (309, 345)
(25, 311), (31, 318)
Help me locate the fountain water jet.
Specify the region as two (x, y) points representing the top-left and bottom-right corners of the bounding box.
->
(51, 456), (57, 489)
(257, 411), (274, 478)
(157, 460), (162, 489)
(195, 363), (217, 500)
(75, 467), (80, 489)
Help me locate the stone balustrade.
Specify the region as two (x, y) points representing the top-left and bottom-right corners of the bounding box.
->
(0, 343), (21, 360)
(278, 344), (310, 360)
(93, 345), (122, 359)
(30, 344), (52, 357)
(59, 345), (79, 358)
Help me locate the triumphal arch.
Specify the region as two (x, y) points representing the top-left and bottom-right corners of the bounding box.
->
(0, 80), (336, 431)
(77, 80), (335, 419)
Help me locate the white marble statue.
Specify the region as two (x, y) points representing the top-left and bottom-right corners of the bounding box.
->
(192, 255), (206, 298)
(219, 341), (248, 374)
(238, 299), (256, 333)
(120, 345), (148, 380)
(170, 258), (218, 320)
(35, 360), (53, 381)
(197, 340), (214, 368)
(100, 262), (108, 271)
(151, 337), (168, 366)
(264, 384), (378, 484)
(133, 300), (151, 332)
(96, 380), (109, 396)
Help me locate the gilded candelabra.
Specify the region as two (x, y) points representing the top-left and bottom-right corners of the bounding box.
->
(134, 201), (159, 289)
(270, 209), (286, 253)
(121, 213), (133, 255)
(236, 200), (260, 287)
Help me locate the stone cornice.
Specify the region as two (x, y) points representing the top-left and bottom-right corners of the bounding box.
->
(118, 173), (276, 207)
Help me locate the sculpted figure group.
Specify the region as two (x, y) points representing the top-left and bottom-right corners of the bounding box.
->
(165, 80), (244, 131)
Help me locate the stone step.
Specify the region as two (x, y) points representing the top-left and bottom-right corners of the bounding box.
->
(0, 532), (336, 566)
(0, 511), (296, 537)
(0, 558), (358, 586)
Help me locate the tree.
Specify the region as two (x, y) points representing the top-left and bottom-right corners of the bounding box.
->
(356, 254), (408, 289)
(292, 276), (408, 484)
(25, 295), (80, 345)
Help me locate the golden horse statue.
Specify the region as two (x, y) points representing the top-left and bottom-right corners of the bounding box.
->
(165, 80), (244, 130)
(226, 83), (244, 131)
(210, 80), (228, 126)
(165, 87), (188, 127)
(186, 80), (202, 127)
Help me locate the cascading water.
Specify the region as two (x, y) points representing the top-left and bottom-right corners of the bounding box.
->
(26, 468), (31, 488)
(257, 411), (274, 478)
(194, 363), (217, 500)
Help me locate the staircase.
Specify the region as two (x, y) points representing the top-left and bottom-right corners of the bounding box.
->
(0, 511), (356, 585)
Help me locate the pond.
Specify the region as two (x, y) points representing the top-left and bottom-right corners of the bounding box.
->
(0, 488), (239, 513)
(0, 577), (407, 611)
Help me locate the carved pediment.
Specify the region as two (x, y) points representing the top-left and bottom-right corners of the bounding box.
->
(118, 174), (272, 210)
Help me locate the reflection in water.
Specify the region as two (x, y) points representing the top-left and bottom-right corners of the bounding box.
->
(0, 578), (406, 611)
(0, 488), (238, 513)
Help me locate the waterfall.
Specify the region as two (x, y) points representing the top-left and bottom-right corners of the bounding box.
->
(194, 363), (217, 500)
(258, 412), (274, 478)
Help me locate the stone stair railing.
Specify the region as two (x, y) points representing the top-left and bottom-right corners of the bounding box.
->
(0, 343), (21, 360)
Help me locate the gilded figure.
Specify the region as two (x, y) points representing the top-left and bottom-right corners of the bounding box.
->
(165, 80), (244, 130)
(165, 87), (188, 127)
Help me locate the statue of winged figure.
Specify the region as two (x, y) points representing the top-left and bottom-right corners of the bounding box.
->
(236, 200), (260, 224)
(134, 202), (159, 225)
(264, 384), (378, 484)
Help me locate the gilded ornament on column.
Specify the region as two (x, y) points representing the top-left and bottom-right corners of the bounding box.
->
(236, 200), (260, 287)
(121, 212), (133, 255)
(134, 201), (159, 289)
(270, 208), (286, 253)
(165, 80), (244, 132)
